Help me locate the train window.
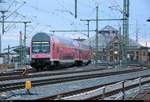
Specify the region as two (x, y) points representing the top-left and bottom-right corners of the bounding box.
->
(41, 45), (50, 53)
(32, 41), (50, 53)
(32, 45), (40, 53)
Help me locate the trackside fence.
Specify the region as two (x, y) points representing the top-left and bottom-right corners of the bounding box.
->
(56, 77), (144, 100)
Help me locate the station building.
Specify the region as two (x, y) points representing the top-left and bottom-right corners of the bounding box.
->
(83, 25), (150, 64)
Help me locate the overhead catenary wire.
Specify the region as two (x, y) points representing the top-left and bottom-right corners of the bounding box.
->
(5, 1), (26, 20)
(108, 0), (123, 14)
(8, 1), (122, 28)
(3, 0), (127, 38)
(54, 0), (77, 22)
(3, 0), (41, 33)
(111, 0), (122, 10)
(79, 0), (95, 9)
(4, 11), (36, 33)
(4, 15), (18, 32)
(8, 1), (89, 33)
(21, 1), (77, 28)
(54, 0), (85, 29)
(55, 0), (74, 16)
(6, 0), (16, 12)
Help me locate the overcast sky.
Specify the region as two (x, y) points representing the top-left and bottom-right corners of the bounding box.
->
(1, 0), (150, 51)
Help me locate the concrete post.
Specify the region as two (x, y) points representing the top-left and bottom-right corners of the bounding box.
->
(139, 77), (142, 91)
(122, 80), (125, 100)
(102, 87), (106, 100)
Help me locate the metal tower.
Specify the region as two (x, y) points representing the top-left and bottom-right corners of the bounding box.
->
(122, 0), (129, 66)
(95, 6), (99, 64)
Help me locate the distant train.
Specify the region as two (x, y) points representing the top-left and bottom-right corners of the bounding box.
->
(30, 32), (92, 71)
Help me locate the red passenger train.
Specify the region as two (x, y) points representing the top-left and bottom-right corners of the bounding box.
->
(30, 32), (92, 71)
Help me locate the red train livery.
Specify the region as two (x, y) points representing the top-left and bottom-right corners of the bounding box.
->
(30, 32), (92, 70)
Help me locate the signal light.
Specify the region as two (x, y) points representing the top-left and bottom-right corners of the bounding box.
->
(147, 18), (150, 22)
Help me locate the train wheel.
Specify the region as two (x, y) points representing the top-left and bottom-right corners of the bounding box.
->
(54, 61), (60, 69)
(85, 60), (91, 65)
(36, 66), (43, 71)
(75, 61), (83, 67)
(36, 67), (40, 72)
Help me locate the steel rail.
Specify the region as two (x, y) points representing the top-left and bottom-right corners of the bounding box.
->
(38, 76), (150, 100)
(88, 78), (150, 100)
(0, 67), (108, 81)
(0, 68), (35, 77)
(0, 63), (146, 77)
(0, 65), (144, 81)
(0, 67), (147, 93)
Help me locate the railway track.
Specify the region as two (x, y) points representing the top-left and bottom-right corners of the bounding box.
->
(0, 66), (108, 81)
(0, 66), (147, 93)
(0, 65), (98, 77)
(0, 68), (35, 77)
(132, 86), (150, 100)
(37, 76), (150, 100)
(0, 63), (143, 77)
(0, 67), (143, 81)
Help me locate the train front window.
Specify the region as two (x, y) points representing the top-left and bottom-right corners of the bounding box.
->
(32, 44), (40, 53)
(32, 42), (50, 53)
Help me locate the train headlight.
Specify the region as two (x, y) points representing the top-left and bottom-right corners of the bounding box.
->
(114, 51), (118, 55)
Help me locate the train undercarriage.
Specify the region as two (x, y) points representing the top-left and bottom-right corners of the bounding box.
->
(30, 58), (91, 71)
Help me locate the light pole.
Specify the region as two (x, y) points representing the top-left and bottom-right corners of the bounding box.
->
(0, 0), (7, 54)
(75, 0), (77, 18)
(95, 6), (99, 65)
(23, 21), (31, 65)
(147, 17), (150, 63)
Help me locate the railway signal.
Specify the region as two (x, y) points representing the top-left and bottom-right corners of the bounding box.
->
(0, 0), (8, 54)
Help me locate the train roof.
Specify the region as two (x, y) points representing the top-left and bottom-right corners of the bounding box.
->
(53, 35), (79, 47)
(31, 33), (90, 49)
(32, 32), (50, 42)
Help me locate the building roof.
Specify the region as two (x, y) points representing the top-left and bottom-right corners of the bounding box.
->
(108, 36), (142, 49)
(128, 39), (142, 48)
(82, 25), (143, 51)
(83, 34), (108, 51)
(100, 25), (118, 32)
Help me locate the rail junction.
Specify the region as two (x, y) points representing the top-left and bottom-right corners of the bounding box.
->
(0, 64), (150, 100)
